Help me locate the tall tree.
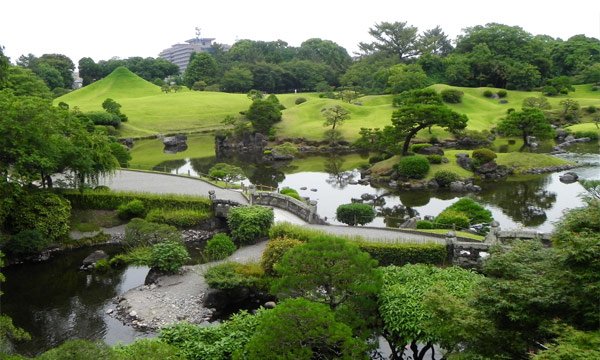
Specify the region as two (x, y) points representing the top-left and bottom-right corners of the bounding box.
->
(418, 26), (453, 56)
(497, 107), (554, 146)
(386, 63), (430, 94)
(0, 45), (9, 87)
(359, 21), (420, 61)
(297, 38), (352, 74)
(183, 52), (218, 88)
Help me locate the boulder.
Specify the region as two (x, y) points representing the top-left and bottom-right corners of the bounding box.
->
(163, 134), (187, 147)
(449, 181), (467, 192)
(475, 161), (498, 174)
(455, 153), (472, 170)
(82, 250), (108, 266)
(416, 146), (444, 156)
(559, 172), (579, 184)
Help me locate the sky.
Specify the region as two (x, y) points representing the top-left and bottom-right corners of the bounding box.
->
(2, 0), (600, 67)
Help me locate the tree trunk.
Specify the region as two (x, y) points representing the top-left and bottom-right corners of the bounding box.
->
(417, 342), (433, 360)
(402, 127), (423, 155)
(523, 132), (529, 146)
(46, 175), (53, 189)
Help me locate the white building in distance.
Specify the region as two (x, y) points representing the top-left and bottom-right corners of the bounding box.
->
(159, 37), (217, 73)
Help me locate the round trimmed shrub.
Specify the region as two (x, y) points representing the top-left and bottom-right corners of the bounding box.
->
(295, 97), (307, 105)
(394, 156), (430, 179)
(117, 199), (146, 220)
(434, 170), (461, 187)
(434, 210), (470, 230)
(472, 148), (497, 166)
(445, 198), (493, 224)
(261, 238), (303, 275)
(150, 240), (190, 274)
(543, 86), (558, 96)
(585, 105), (597, 114)
(205, 233), (237, 261)
(416, 220), (434, 229)
(11, 191), (71, 243)
(280, 187), (301, 201)
(483, 90), (494, 98)
(441, 89), (464, 103)
(5, 229), (49, 255)
(427, 154), (443, 164)
(227, 206), (274, 245)
(336, 203), (376, 226)
(497, 90), (508, 98)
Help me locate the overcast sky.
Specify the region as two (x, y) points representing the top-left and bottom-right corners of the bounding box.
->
(2, 0), (600, 67)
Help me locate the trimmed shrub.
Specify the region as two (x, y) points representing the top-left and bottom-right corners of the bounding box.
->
(204, 262), (264, 290)
(483, 90), (494, 98)
(416, 220), (434, 229)
(497, 90), (508, 98)
(145, 208), (212, 228)
(61, 190), (211, 211)
(394, 155), (430, 179)
(279, 187), (301, 201)
(261, 238), (303, 275)
(585, 105), (597, 114)
(434, 210), (470, 230)
(441, 89), (464, 103)
(543, 85), (558, 96)
(336, 203), (376, 226)
(227, 206), (274, 245)
(427, 154), (443, 164)
(124, 218), (181, 248)
(113, 338), (182, 359)
(150, 240), (190, 274)
(445, 198), (493, 224)
(117, 199), (146, 220)
(84, 111), (122, 127)
(411, 143), (432, 153)
(11, 191), (71, 243)
(5, 229), (49, 255)
(205, 233), (237, 261)
(434, 170), (461, 187)
(573, 131), (599, 141)
(472, 148), (497, 166)
(295, 97), (307, 105)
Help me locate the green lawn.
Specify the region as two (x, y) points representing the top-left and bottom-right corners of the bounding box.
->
(57, 67), (600, 140)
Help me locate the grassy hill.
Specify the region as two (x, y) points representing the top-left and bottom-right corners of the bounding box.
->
(56, 67), (251, 137)
(57, 68), (600, 139)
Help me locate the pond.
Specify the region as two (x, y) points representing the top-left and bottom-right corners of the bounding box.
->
(129, 134), (600, 232)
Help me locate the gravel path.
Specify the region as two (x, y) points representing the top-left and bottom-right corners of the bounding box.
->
(114, 241), (267, 330)
(99, 170), (248, 204)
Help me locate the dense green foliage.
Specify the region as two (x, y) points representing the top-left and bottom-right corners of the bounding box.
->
(150, 240), (189, 274)
(208, 163), (246, 185)
(84, 111), (122, 127)
(62, 190), (211, 211)
(0, 252), (31, 354)
(440, 88), (464, 103)
(260, 237), (303, 275)
(117, 199), (146, 220)
(443, 197), (494, 224)
(278, 187), (301, 200)
(433, 170), (461, 187)
(394, 155), (430, 179)
(113, 338), (182, 359)
(78, 58), (178, 86)
(4, 229), (48, 255)
(241, 298), (368, 359)
(9, 191), (71, 243)
(145, 208), (211, 228)
(335, 203), (376, 226)
(204, 233), (237, 261)
(471, 147), (497, 166)
(204, 262), (264, 291)
(123, 218), (181, 248)
(227, 206), (274, 245)
(497, 107), (554, 146)
(35, 339), (116, 360)
(434, 209), (471, 230)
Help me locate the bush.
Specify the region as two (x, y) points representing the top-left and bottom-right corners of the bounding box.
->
(117, 199), (146, 220)
(368, 154), (386, 164)
(227, 206), (274, 245)
(497, 90), (508, 98)
(472, 148), (497, 166)
(294, 97), (307, 105)
(279, 187), (301, 201)
(5, 229), (49, 255)
(336, 203), (376, 226)
(261, 238), (303, 275)
(585, 105), (597, 114)
(204, 262), (264, 290)
(191, 80), (207, 91)
(10, 191), (71, 243)
(434, 170), (461, 187)
(145, 208), (212, 228)
(573, 131), (599, 140)
(150, 240), (190, 274)
(441, 89), (464, 103)
(110, 246), (152, 267)
(205, 233), (237, 261)
(113, 338), (182, 359)
(416, 220), (434, 229)
(272, 142), (298, 157)
(411, 143), (432, 153)
(124, 218), (181, 248)
(483, 90), (494, 98)
(36, 339), (116, 360)
(435, 210), (471, 230)
(543, 85), (558, 96)
(84, 111), (122, 127)
(62, 190), (211, 211)
(427, 154), (443, 164)
(394, 155), (430, 179)
(444, 197), (493, 224)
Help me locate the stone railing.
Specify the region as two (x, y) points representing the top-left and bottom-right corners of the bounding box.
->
(250, 191), (328, 225)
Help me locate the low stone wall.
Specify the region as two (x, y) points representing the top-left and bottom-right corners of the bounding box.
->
(450, 241), (492, 269)
(250, 192), (328, 224)
(212, 199), (243, 218)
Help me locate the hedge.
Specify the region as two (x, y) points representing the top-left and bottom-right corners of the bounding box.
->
(227, 206), (274, 245)
(268, 223), (447, 266)
(62, 190), (211, 211)
(146, 208), (212, 228)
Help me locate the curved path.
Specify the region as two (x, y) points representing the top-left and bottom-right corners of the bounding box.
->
(100, 170), (444, 244)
